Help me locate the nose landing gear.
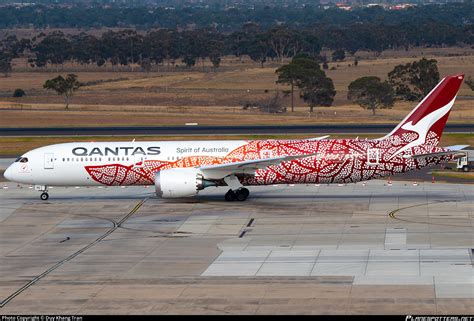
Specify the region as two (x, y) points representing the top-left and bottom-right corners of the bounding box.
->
(35, 185), (49, 201)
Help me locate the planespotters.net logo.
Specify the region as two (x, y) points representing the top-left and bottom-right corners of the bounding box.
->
(406, 316), (474, 321)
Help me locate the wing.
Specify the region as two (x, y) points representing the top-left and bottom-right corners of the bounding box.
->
(308, 135), (330, 141)
(200, 153), (317, 174)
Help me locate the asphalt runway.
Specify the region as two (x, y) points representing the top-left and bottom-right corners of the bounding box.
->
(1, 123), (473, 137)
(0, 180), (472, 314)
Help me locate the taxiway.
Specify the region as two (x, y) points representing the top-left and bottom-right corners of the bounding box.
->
(0, 180), (472, 314)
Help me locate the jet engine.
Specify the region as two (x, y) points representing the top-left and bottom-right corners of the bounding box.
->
(155, 167), (216, 198)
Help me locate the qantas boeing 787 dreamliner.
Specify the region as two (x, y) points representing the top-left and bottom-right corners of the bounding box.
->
(3, 74), (468, 201)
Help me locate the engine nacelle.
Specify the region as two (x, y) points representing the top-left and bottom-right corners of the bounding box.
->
(155, 167), (215, 198)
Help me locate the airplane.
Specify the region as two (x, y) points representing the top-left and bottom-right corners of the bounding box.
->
(3, 74), (468, 202)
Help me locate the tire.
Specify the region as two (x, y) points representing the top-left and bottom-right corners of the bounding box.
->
(240, 188), (250, 198)
(236, 190), (247, 202)
(463, 166), (470, 172)
(40, 192), (49, 201)
(225, 190), (235, 202)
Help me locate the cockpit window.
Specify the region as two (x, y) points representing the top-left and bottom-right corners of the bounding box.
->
(14, 157), (22, 162)
(19, 157), (28, 163)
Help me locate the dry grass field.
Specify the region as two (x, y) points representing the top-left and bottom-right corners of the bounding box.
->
(0, 49), (473, 128)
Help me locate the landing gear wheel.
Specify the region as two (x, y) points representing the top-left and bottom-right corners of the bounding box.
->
(40, 192), (49, 201)
(225, 189), (235, 202)
(236, 188), (249, 201)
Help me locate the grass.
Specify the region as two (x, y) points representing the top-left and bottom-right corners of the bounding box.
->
(431, 170), (474, 180)
(0, 49), (473, 127)
(0, 98), (472, 128)
(0, 133), (471, 157)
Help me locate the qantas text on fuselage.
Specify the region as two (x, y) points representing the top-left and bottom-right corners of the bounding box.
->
(72, 146), (161, 157)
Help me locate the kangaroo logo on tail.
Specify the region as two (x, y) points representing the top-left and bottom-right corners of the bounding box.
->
(380, 74), (464, 160)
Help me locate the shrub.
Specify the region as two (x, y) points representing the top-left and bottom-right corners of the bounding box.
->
(13, 89), (26, 97)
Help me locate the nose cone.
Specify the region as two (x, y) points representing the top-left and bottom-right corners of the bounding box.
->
(3, 165), (14, 182)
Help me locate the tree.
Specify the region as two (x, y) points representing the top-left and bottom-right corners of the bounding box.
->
(347, 76), (395, 115)
(332, 49), (345, 62)
(0, 58), (12, 77)
(13, 89), (26, 97)
(267, 27), (296, 63)
(210, 54), (221, 68)
(388, 58), (440, 101)
(43, 74), (81, 110)
(139, 57), (152, 73)
(465, 76), (474, 91)
(276, 56), (327, 113)
(0, 35), (27, 77)
(296, 58), (336, 113)
(276, 59), (303, 112)
(247, 33), (271, 68)
(182, 55), (196, 68)
(31, 31), (72, 70)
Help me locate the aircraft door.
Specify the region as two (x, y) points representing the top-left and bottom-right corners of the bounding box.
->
(367, 148), (379, 166)
(44, 153), (54, 169)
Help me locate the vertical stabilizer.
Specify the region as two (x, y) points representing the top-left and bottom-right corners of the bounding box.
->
(380, 74), (464, 158)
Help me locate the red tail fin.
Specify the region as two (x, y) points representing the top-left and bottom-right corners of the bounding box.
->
(381, 74), (464, 153)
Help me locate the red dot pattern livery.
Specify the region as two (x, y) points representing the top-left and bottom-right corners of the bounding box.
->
(85, 130), (450, 187)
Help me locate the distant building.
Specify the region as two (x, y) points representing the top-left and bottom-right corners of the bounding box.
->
(336, 3), (352, 10)
(389, 3), (417, 10)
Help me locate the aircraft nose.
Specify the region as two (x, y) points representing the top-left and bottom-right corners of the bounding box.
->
(3, 164), (14, 181)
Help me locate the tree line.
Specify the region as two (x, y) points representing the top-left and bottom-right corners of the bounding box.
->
(0, 3), (472, 31)
(1, 21), (473, 75)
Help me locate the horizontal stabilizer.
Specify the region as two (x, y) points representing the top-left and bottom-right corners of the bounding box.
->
(403, 150), (466, 160)
(444, 145), (470, 151)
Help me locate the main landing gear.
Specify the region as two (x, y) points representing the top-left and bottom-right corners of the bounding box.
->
(223, 174), (249, 202)
(225, 188), (250, 202)
(40, 192), (49, 201)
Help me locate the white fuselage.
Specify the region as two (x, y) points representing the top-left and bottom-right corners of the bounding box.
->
(4, 141), (246, 186)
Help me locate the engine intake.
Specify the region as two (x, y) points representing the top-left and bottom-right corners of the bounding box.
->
(155, 167), (215, 198)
